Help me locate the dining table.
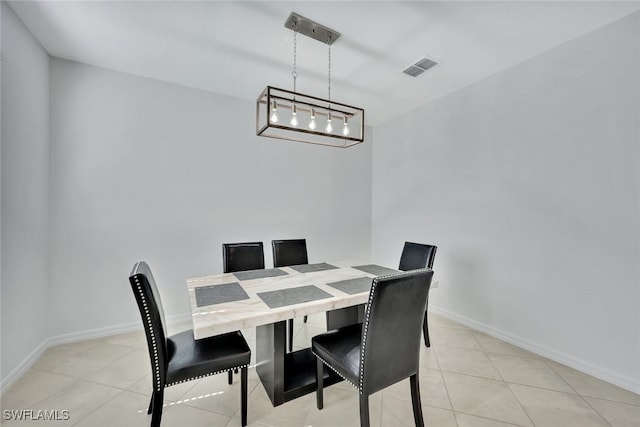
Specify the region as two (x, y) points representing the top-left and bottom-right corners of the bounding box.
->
(187, 260), (438, 406)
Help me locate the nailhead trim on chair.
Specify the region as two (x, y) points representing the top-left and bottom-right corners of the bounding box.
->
(166, 364), (249, 387)
(358, 268), (431, 394)
(134, 274), (163, 392)
(359, 276), (377, 394)
(135, 268), (249, 392)
(314, 270), (431, 394)
(311, 351), (358, 389)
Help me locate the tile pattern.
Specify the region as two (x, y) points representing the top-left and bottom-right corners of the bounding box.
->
(2, 313), (638, 426)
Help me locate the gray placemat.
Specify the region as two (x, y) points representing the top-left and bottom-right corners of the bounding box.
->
(233, 268), (288, 281)
(289, 263), (339, 273)
(257, 285), (333, 309)
(195, 283), (249, 307)
(325, 277), (373, 295)
(352, 264), (400, 277)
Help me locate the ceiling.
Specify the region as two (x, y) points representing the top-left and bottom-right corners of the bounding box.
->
(9, 1), (640, 125)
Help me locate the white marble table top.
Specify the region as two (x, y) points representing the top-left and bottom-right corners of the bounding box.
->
(187, 260), (438, 340)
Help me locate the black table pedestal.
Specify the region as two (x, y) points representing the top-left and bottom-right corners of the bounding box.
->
(256, 320), (343, 406)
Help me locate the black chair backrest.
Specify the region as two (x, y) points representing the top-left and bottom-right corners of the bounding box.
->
(223, 242), (265, 273)
(272, 239), (308, 267)
(129, 261), (169, 392)
(359, 269), (433, 395)
(398, 241), (437, 271)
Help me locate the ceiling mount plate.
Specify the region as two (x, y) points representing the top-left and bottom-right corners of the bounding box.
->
(284, 12), (340, 45)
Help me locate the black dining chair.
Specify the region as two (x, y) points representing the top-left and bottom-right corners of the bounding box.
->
(312, 269), (434, 427)
(272, 239), (309, 352)
(222, 241), (265, 383)
(129, 261), (250, 427)
(399, 242), (437, 347)
(223, 241), (265, 274)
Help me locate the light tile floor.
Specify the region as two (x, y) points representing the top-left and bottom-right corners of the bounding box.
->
(1, 313), (639, 426)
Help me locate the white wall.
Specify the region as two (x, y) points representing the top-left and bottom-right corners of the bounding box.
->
(48, 58), (372, 337)
(1, 2), (50, 382)
(372, 13), (640, 392)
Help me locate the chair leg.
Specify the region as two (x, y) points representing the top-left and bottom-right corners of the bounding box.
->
(147, 391), (154, 414)
(423, 295), (430, 347)
(241, 366), (248, 427)
(304, 315), (308, 323)
(288, 319), (294, 352)
(410, 374), (425, 427)
(359, 394), (370, 427)
(150, 388), (164, 427)
(228, 370), (233, 385)
(423, 314), (430, 347)
(316, 357), (324, 410)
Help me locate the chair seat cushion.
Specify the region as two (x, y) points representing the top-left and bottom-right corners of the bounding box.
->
(166, 330), (250, 386)
(311, 323), (362, 387)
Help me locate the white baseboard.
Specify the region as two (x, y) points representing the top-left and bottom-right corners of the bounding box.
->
(0, 312), (192, 396)
(0, 339), (50, 396)
(47, 321), (142, 348)
(429, 305), (640, 394)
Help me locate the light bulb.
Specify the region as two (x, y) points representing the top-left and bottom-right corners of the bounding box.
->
(342, 117), (350, 136)
(270, 99), (278, 123)
(325, 112), (333, 133)
(290, 104), (298, 127)
(308, 108), (317, 130)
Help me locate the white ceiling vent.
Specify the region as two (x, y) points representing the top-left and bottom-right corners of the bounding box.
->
(402, 56), (438, 77)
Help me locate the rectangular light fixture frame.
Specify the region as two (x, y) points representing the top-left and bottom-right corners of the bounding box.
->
(256, 86), (365, 148)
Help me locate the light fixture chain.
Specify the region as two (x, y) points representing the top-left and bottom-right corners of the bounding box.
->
(292, 24), (298, 94)
(327, 40), (331, 105)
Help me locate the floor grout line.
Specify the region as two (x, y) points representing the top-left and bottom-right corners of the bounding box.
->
(453, 409), (528, 427)
(480, 340), (507, 383)
(542, 358), (581, 394)
(577, 394), (614, 427)
(66, 387), (123, 427)
(449, 329), (536, 427)
(433, 349), (459, 425)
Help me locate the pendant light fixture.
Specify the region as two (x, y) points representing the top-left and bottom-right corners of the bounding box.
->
(256, 12), (364, 148)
